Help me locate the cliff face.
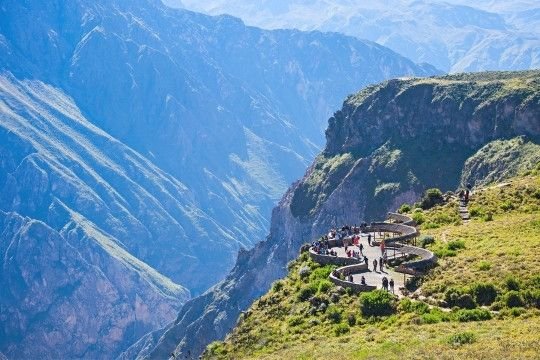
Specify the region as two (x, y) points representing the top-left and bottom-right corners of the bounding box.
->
(0, 75), (193, 359)
(146, 70), (540, 359)
(0, 210), (186, 360)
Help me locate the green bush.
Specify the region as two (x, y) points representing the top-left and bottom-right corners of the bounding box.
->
(326, 305), (343, 324)
(505, 291), (524, 308)
(477, 261), (492, 271)
(334, 323), (350, 336)
(347, 313), (357, 326)
(412, 211), (425, 225)
(419, 235), (435, 248)
(272, 280), (284, 292)
(444, 288), (476, 308)
(398, 299), (429, 314)
(470, 282), (498, 306)
(399, 203), (412, 213)
(447, 239), (466, 251)
(522, 290), (540, 308)
(318, 279), (333, 294)
(469, 205), (484, 218)
(310, 266), (334, 281)
(297, 284), (317, 301)
(435, 248), (457, 258)
(483, 212), (493, 221)
(454, 308), (491, 322)
(360, 290), (396, 317)
(288, 316), (304, 327)
(420, 188), (444, 210)
(504, 276), (521, 291)
(448, 332), (476, 346)
(421, 308), (450, 324)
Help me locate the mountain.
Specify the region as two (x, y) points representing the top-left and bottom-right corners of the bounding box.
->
(143, 70), (540, 359)
(176, 0), (540, 73)
(0, 0), (438, 358)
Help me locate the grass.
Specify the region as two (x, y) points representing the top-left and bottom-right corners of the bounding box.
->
(203, 174), (540, 360)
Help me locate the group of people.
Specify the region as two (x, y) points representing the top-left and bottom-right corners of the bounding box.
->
(381, 276), (395, 293)
(320, 228), (398, 293)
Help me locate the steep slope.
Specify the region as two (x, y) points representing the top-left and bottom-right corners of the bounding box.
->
(177, 0), (540, 73)
(0, 211), (186, 360)
(0, 74), (200, 358)
(203, 173), (540, 359)
(0, 0), (437, 294)
(147, 70), (540, 359)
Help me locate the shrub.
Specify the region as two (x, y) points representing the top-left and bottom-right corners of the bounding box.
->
(435, 248), (457, 258)
(483, 212), (493, 221)
(412, 211), (425, 225)
(310, 266), (333, 281)
(527, 275), (540, 289)
(420, 188), (444, 209)
(454, 308), (491, 322)
(447, 239), (466, 251)
(297, 284), (317, 301)
(318, 279), (333, 293)
(334, 323), (350, 336)
(505, 291), (524, 308)
(399, 203), (411, 213)
(469, 205), (483, 218)
(360, 290), (396, 317)
(470, 282), (498, 306)
(419, 235), (435, 248)
(444, 288), (476, 308)
(326, 305), (343, 323)
(272, 280), (284, 292)
(522, 290), (540, 308)
(500, 201), (515, 211)
(398, 299), (429, 314)
(448, 332), (476, 346)
(504, 276), (521, 291)
(288, 316), (304, 327)
(477, 261), (491, 271)
(421, 309), (449, 324)
(347, 313), (357, 326)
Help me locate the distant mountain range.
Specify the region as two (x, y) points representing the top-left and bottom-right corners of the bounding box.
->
(173, 0), (540, 73)
(0, 0), (437, 358)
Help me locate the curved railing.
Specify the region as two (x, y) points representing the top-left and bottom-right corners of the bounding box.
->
(308, 212), (437, 292)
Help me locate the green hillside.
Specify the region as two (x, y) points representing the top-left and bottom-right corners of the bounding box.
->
(203, 169), (540, 359)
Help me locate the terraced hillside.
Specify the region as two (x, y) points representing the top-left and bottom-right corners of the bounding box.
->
(203, 170), (540, 359)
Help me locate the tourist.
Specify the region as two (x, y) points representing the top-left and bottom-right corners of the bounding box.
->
(379, 257), (384, 271)
(382, 277), (389, 291)
(360, 276), (366, 286)
(348, 274), (353, 282)
(368, 233), (372, 246)
(359, 243), (364, 255)
(373, 259), (378, 272)
(389, 278), (395, 294)
(364, 255), (368, 265)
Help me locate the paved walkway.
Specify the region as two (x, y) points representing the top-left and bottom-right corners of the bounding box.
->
(330, 233), (409, 296)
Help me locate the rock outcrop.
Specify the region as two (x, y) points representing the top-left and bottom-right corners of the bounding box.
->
(145, 70), (540, 359)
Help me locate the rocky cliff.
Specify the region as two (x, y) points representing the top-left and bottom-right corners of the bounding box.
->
(146, 70), (540, 359)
